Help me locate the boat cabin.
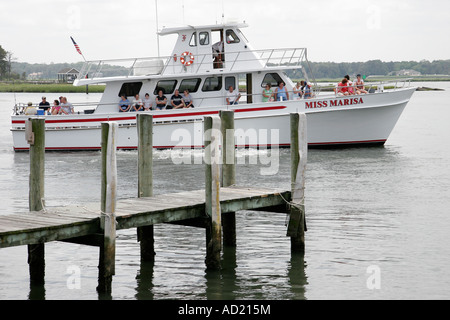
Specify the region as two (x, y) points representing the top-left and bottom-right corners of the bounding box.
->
(157, 22), (264, 73)
(74, 23), (308, 114)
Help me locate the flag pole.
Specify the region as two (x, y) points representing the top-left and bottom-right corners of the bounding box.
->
(155, 0), (160, 57)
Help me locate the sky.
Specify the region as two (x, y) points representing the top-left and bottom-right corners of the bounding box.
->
(1, 0), (449, 64)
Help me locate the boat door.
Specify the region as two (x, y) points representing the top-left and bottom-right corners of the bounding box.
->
(211, 28), (243, 69)
(211, 28), (224, 69)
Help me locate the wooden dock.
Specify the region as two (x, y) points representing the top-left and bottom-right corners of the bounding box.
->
(0, 186), (291, 249)
(0, 112), (307, 297)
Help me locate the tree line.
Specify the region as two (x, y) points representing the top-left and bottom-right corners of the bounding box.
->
(290, 59), (450, 80)
(1, 44), (450, 80)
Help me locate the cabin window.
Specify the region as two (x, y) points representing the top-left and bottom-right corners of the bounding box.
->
(189, 33), (197, 47)
(154, 80), (178, 95)
(199, 32), (209, 45)
(202, 77), (222, 92)
(179, 78), (201, 93)
(261, 73), (283, 87)
(225, 76), (236, 90)
(118, 82), (143, 97)
(226, 30), (240, 44)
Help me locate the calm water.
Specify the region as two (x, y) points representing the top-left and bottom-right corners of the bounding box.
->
(0, 83), (449, 300)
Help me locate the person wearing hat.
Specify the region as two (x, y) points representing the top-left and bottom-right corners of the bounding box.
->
(24, 102), (37, 115)
(39, 96), (51, 114)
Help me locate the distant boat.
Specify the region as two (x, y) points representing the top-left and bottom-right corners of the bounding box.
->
(11, 22), (415, 151)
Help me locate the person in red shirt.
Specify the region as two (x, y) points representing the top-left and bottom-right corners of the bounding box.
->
(336, 78), (350, 96)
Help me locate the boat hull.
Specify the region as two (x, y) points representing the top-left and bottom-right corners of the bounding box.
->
(11, 88), (415, 151)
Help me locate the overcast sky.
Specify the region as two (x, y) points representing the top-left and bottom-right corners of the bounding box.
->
(1, 0), (449, 64)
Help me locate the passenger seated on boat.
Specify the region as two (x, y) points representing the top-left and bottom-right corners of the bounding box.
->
(303, 81), (314, 99)
(226, 86), (241, 105)
(170, 89), (186, 109)
(275, 82), (289, 101)
(262, 84), (274, 102)
(119, 94), (132, 112)
(38, 96), (51, 113)
(143, 93), (153, 111)
(155, 90), (167, 110)
(60, 97), (74, 114)
(344, 75), (355, 95)
(182, 90), (194, 108)
(24, 102), (37, 115)
(293, 82), (303, 99)
(336, 78), (350, 96)
(131, 94), (144, 112)
(355, 74), (368, 94)
(51, 100), (62, 115)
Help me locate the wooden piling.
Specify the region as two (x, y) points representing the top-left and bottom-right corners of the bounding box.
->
(204, 116), (222, 270)
(27, 118), (45, 285)
(98, 122), (118, 294)
(220, 110), (236, 247)
(136, 114), (155, 261)
(287, 113), (307, 253)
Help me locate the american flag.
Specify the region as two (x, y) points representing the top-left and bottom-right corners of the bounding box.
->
(70, 36), (82, 55)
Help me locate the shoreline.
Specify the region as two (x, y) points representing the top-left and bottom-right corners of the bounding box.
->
(0, 82), (105, 93)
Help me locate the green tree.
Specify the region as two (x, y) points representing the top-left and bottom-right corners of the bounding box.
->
(0, 45), (7, 79)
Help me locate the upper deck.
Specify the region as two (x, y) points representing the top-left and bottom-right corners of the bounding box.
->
(74, 23), (307, 86)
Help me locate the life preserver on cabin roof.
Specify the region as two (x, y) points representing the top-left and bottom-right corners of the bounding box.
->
(180, 51), (194, 66)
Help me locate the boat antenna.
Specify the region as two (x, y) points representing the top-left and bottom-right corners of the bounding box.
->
(221, 0), (225, 23)
(155, 0), (160, 57)
(182, 0), (185, 25)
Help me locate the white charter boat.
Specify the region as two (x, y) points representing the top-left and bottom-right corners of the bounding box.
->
(11, 22), (416, 151)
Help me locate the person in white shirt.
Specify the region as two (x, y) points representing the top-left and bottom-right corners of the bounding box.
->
(132, 94), (144, 112)
(226, 86), (241, 105)
(142, 93), (153, 111)
(60, 97), (74, 114)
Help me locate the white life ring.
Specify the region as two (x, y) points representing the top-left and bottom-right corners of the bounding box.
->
(180, 51), (194, 66)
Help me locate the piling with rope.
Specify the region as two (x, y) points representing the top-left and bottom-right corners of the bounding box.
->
(27, 118), (46, 286)
(97, 122), (118, 295)
(287, 113), (307, 253)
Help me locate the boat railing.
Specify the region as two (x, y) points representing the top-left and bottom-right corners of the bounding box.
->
(11, 78), (413, 116)
(12, 102), (100, 116)
(12, 91), (286, 116)
(77, 48), (308, 80)
(310, 78), (413, 96)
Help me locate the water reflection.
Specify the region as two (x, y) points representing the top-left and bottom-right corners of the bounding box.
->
(28, 282), (45, 300)
(288, 253), (307, 299)
(12, 145), (402, 300)
(131, 241), (308, 300)
(135, 260), (155, 300)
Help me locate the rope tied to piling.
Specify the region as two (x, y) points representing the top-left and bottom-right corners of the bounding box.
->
(29, 198), (47, 214)
(100, 211), (118, 227)
(279, 191), (305, 228)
